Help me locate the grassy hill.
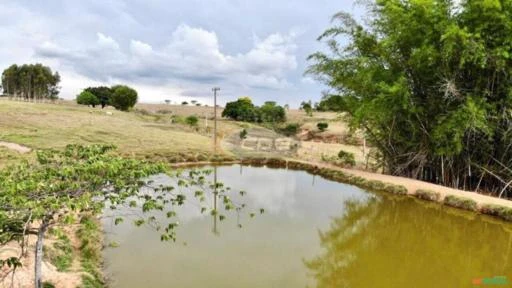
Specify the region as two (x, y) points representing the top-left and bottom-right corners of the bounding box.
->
(0, 100), (219, 162)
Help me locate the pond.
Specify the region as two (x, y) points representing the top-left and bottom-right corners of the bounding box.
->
(103, 165), (512, 288)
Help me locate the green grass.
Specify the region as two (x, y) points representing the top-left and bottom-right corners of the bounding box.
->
(77, 216), (105, 288)
(0, 147), (31, 168)
(443, 195), (478, 211)
(480, 204), (512, 222)
(45, 229), (73, 272)
(415, 189), (441, 202)
(0, 101), (218, 162)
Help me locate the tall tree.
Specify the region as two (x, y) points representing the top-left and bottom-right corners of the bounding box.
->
(1, 64), (60, 101)
(308, 0), (512, 196)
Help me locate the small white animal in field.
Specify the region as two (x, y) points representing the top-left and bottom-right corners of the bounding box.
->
(106, 112), (113, 116)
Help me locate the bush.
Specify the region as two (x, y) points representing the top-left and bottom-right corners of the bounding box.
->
(415, 189), (441, 201)
(84, 86), (112, 108)
(110, 85), (137, 111)
(317, 122), (329, 131)
(259, 101), (286, 123)
(443, 195), (477, 211)
(338, 150), (356, 167)
(279, 123), (300, 136)
(185, 115), (199, 126)
(222, 98), (286, 123)
(480, 204), (512, 222)
(300, 101), (313, 116)
(239, 129), (248, 139)
(181, 101), (188, 105)
(222, 97), (259, 122)
(76, 91), (99, 107)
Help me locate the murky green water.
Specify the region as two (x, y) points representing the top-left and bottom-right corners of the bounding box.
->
(103, 165), (512, 288)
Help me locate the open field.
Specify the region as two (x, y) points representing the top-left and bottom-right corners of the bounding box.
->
(0, 100), (229, 161)
(0, 100), (366, 165)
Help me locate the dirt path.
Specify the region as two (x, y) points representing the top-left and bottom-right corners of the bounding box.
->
(0, 141), (31, 153)
(292, 159), (512, 209)
(337, 167), (512, 208)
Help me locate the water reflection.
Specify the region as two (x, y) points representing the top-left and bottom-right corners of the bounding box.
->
(212, 166), (219, 235)
(103, 165), (512, 288)
(305, 194), (512, 288)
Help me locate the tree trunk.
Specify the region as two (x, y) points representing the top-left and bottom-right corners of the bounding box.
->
(34, 221), (48, 288)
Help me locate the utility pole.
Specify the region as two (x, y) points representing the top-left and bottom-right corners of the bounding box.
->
(212, 87), (220, 154)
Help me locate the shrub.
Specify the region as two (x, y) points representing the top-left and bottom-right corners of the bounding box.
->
(181, 101), (188, 105)
(383, 184), (408, 195)
(259, 101), (286, 123)
(84, 86), (112, 108)
(185, 115), (199, 126)
(239, 129), (248, 139)
(480, 204), (512, 222)
(317, 122), (329, 131)
(76, 91), (100, 107)
(222, 97), (259, 122)
(279, 123), (300, 136)
(300, 101), (313, 116)
(443, 195), (477, 211)
(222, 98), (286, 123)
(338, 150), (356, 167)
(415, 189), (441, 201)
(110, 85), (138, 111)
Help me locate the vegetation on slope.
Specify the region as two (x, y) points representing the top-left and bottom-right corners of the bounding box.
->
(308, 0), (512, 197)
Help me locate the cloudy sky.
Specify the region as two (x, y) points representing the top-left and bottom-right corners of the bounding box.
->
(0, 0), (359, 106)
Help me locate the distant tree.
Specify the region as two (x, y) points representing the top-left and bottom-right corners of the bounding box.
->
(76, 91), (100, 107)
(316, 94), (345, 112)
(284, 104), (290, 111)
(239, 129), (248, 140)
(191, 100), (197, 105)
(84, 86), (113, 109)
(317, 122), (329, 132)
(279, 123), (300, 136)
(300, 101), (313, 116)
(185, 115), (199, 126)
(338, 150), (356, 167)
(110, 85), (138, 111)
(259, 101), (286, 123)
(1, 64), (60, 101)
(165, 99), (171, 105)
(222, 97), (259, 122)
(181, 101), (188, 106)
(195, 103), (201, 106)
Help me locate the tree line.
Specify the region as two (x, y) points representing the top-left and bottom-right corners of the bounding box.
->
(222, 97), (286, 123)
(308, 0), (512, 197)
(77, 85), (138, 111)
(1, 64), (60, 102)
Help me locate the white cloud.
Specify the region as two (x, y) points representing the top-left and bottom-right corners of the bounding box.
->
(35, 24), (298, 92)
(130, 40), (153, 56)
(301, 76), (316, 84)
(0, 0), (344, 106)
(97, 33), (120, 50)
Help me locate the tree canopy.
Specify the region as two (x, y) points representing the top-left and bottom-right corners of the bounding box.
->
(110, 85), (138, 111)
(76, 91), (100, 107)
(222, 97), (286, 123)
(84, 86), (113, 108)
(316, 95), (345, 112)
(308, 0), (512, 196)
(1, 64), (60, 101)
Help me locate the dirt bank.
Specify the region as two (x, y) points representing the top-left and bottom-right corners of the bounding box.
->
(0, 141), (31, 153)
